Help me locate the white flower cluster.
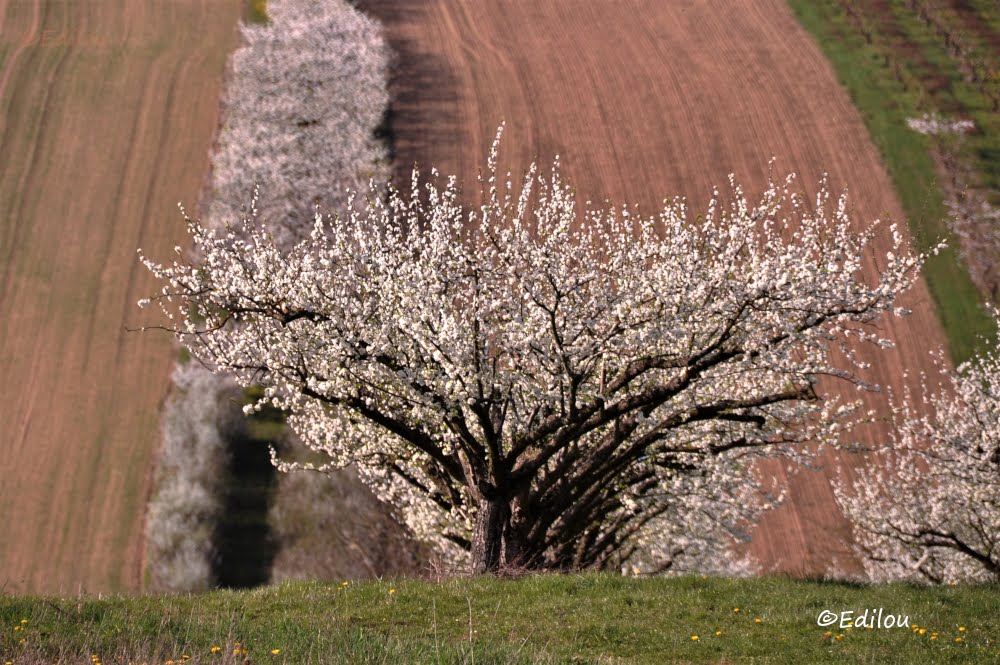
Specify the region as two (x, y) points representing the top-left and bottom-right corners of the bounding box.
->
(905, 113), (975, 136)
(205, 0), (390, 248)
(141, 128), (933, 572)
(837, 324), (1000, 584)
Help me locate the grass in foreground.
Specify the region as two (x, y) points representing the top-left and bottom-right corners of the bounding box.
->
(1, 575), (997, 664)
(787, 0), (996, 364)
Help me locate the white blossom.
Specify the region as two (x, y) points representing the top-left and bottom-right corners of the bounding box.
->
(906, 113), (975, 136)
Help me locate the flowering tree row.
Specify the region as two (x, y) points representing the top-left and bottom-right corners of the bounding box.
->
(141, 126), (935, 574)
(145, 0), (393, 589)
(146, 364), (242, 591)
(205, 0), (391, 247)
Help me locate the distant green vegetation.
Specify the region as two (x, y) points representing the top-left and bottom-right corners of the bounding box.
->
(2, 575), (997, 664)
(246, 0), (269, 25)
(788, 0), (998, 364)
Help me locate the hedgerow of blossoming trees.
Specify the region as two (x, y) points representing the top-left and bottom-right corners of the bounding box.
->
(205, 0), (390, 247)
(144, 0), (393, 590)
(837, 321), (1000, 584)
(141, 124), (938, 574)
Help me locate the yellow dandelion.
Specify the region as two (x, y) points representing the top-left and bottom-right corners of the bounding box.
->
(955, 637), (963, 643)
(182, 656), (191, 661)
(271, 649), (280, 655)
(715, 630), (722, 636)
(691, 634), (699, 641)
(733, 607), (740, 613)
(959, 626), (966, 632)
(931, 635), (939, 641)
(835, 634), (844, 641)
(389, 588), (396, 594)
(18, 639), (25, 645)
(20, 619), (27, 625)
(341, 581), (349, 587)
(823, 631), (832, 638)
(210, 646), (222, 654)
(166, 660), (175, 665)
(919, 629), (927, 635)
(14, 626), (21, 632)
(755, 618), (763, 624)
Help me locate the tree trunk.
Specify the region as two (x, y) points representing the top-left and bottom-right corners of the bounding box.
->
(470, 497), (509, 574)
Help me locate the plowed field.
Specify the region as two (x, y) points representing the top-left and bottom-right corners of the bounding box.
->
(359, 0), (950, 576)
(0, 0), (240, 593)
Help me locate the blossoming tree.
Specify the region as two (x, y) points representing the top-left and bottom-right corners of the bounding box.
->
(837, 329), (1000, 583)
(141, 134), (933, 574)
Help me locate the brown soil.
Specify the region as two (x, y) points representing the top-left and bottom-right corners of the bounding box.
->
(358, 0), (952, 577)
(0, 0), (240, 593)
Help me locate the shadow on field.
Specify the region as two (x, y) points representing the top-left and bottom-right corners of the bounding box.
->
(355, 0), (463, 184)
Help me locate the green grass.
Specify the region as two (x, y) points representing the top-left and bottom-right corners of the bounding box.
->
(787, 0), (997, 364)
(2, 575), (998, 664)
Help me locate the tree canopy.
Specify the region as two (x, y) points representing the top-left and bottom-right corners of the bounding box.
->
(141, 133), (934, 573)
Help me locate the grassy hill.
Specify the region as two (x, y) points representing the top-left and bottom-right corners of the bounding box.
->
(2, 575), (997, 664)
